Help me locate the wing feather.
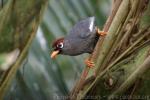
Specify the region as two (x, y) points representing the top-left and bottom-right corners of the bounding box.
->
(66, 17), (96, 39)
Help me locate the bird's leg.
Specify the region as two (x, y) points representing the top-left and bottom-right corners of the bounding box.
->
(82, 58), (94, 79)
(84, 58), (97, 78)
(96, 27), (107, 36)
(84, 58), (95, 68)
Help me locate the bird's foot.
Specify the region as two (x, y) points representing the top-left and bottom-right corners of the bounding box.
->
(84, 59), (95, 68)
(96, 27), (107, 36)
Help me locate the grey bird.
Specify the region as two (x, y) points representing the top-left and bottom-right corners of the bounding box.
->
(51, 16), (106, 67)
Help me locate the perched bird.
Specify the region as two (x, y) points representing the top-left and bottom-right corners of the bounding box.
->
(51, 16), (106, 67)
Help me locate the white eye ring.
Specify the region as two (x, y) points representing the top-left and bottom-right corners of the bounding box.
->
(57, 42), (64, 48)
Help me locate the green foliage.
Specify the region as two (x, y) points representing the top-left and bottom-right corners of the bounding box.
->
(3, 0), (109, 99)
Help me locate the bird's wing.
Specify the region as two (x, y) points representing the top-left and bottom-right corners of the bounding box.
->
(67, 17), (96, 39)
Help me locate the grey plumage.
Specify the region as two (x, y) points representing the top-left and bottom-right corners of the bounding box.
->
(61, 17), (99, 56)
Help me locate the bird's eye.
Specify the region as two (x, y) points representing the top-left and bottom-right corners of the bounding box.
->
(57, 42), (63, 48)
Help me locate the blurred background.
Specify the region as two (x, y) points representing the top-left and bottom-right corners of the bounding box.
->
(4, 0), (111, 99)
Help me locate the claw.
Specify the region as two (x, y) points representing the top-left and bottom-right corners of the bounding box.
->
(84, 59), (95, 68)
(96, 27), (107, 36)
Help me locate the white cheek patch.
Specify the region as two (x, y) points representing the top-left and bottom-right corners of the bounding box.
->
(57, 42), (64, 49)
(60, 42), (64, 48)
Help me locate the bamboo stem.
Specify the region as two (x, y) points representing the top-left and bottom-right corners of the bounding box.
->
(108, 54), (150, 99)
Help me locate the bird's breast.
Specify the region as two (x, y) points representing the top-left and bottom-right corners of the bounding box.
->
(62, 36), (96, 56)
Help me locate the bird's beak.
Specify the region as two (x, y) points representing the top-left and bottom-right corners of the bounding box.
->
(50, 50), (60, 59)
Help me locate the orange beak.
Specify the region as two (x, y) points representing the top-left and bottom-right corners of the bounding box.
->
(50, 50), (60, 59)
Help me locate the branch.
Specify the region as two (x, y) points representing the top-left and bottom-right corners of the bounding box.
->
(109, 54), (150, 99)
(69, 0), (122, 99)
(0, 0), (47, 99)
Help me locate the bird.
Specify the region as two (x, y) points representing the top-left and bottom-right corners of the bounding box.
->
(51, 16), (106, 67)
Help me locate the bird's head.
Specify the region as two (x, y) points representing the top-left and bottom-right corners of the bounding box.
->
(51, 38), (64, 59)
